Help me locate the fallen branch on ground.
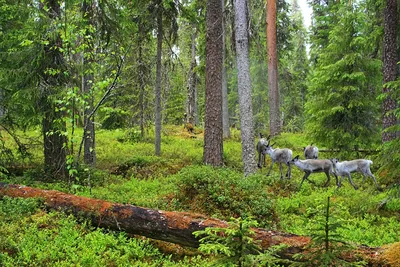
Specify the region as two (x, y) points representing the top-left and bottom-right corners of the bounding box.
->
(0, 183), (388, 264)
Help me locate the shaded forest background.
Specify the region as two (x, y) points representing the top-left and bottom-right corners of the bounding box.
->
(0, 0), (399, 182)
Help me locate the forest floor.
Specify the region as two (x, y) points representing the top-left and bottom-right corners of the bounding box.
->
(1, 125), (399, 266)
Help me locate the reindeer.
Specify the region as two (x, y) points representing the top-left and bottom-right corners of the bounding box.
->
(291, 155), (339, 189)
(263, 142), (293, 179)
(331, 158), (378, 189)
(304, 144), (319, 159)
(256, 134), (270, 168)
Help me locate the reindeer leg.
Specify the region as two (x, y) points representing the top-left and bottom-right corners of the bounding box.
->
(267, 161), (274, 176)
(364, 170), (379, 189)
(299, 171), (312, 188)
(347, 173), (358, 190)
(323, 171), (331, 187)
(286, 162), (291, 179)
(257, 153), (262, 169)
(279, 163), (284, 180)
(333, 171), (339, 187)
(337, 175), (343, 187)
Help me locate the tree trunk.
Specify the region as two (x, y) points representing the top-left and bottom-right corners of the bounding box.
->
(382, 0), (398, 142)
(222, 0), (231, 139)
(82, 0), (96, 167)
(42, 105), (67, 178)
(139, 43), (146, 138)
(234, 0), (257, 175)
(155, 8), (163, 156)
(204, 0), (224, 166)
(266, 0), (280, 136)
(187, 29), (197, 126)
(40, 0), (67, 178)
(0, 183), (388, 264)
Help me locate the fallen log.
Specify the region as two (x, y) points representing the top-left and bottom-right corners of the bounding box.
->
(0, 183), (388, 265)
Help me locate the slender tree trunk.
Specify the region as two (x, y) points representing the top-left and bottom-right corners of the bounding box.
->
(139, 43), (146, 138)
(234, 0), (257, 175)
(204, 0), (224, 166)
(222, 0), (231, 138)
(82, 78), (95, 166)
(382, 0), (398, 142)
(266, 0), (280, 136)
(187, 29), (197, 126)
(0, 90), (4, 117)
(40, 0), (67, 178)
(155, 9), (163, 156)
(82, 0), (96, 167)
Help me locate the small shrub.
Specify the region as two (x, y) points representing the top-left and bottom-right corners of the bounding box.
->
(292, 197), (366, 267)
(100, 107), (129, 130)
(0, 197), (42, 221)
(193, 217), (261, 266)
(173, 165), (274, 227)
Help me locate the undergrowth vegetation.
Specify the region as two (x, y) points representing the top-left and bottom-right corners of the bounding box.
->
(1, 126), (399, 266)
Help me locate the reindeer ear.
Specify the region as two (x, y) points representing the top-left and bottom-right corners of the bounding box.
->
(267, 135), (271, 140)
(271, 142), (276, 147)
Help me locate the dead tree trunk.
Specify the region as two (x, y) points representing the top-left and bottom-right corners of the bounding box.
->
(0, 183), (386, 264)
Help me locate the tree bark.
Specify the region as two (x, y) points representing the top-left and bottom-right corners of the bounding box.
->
(187, 29), (197, 126)
(266, 0), (280, 136)
(0, 183), (387, 264)
(155, 6), (163, 156)
(382, 0), (398, 142)
(82, 0), (96, 167)
(40, 0), (68, 178)
(204, 0), (224, 166)
(234, 0), (257, 175)
(222, 0), (231, 139)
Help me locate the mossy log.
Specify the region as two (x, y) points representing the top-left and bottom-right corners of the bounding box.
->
(0, 182), (389, 265)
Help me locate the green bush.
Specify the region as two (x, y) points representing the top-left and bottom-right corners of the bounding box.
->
(100, 107), (129, 130)
(172, 165), (274, 227)
(0, 197), (42, 222)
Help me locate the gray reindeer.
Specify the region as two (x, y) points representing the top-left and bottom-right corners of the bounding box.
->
(291, 155), (339, 188)
(263, 142), (293, 179)
(303, 144), (319, 159)
(256, 134), (270, 168)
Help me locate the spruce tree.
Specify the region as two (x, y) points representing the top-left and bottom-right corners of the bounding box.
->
(305, 2), (382, 152)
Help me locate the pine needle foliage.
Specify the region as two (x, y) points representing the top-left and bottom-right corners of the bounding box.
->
(194, 217), (261, 266)
(292, 197), (366, 267)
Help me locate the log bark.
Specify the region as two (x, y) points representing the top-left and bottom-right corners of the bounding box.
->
(0, 183), (387, 264)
